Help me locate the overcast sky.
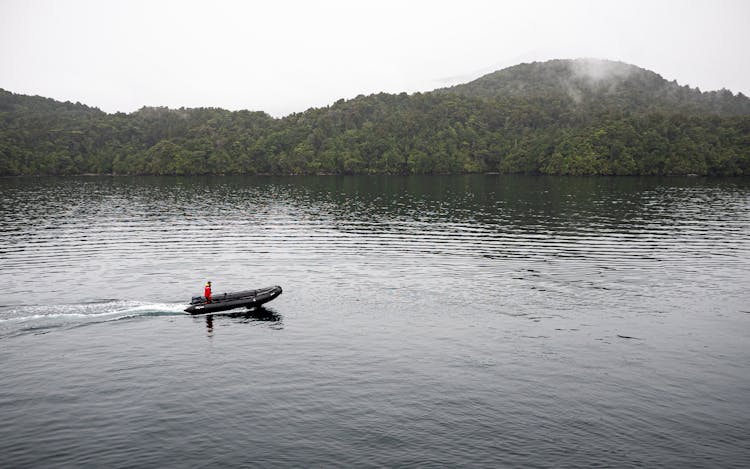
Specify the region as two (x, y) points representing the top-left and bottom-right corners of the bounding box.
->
(1, 0), (748, 116)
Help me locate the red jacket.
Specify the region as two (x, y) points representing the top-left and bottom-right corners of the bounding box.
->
(204, 284), (212, 301)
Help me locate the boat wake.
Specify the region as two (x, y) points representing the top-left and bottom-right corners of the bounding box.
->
(0, 300), (185, 338)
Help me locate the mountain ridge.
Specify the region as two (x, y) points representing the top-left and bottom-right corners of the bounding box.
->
(3, 58), (749, 117)
(439, 58), (750, 117)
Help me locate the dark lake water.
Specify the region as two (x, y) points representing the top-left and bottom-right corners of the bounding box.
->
(1, 175), (749, 467)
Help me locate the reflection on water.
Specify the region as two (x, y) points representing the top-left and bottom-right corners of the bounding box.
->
(201, 307), (283, 337)
(2, 175), (749, 312)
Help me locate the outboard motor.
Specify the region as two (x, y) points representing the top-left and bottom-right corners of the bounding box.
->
(190, 296), (205, 305)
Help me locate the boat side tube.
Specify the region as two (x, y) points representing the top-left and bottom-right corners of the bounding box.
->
(185, 285), (282, 314)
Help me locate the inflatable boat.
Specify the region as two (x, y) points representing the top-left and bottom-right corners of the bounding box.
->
(185, 285), (282, 314)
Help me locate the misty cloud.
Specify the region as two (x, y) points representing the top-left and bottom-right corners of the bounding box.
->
(570, 58), (635, 83)
(564, 58), (638, 102)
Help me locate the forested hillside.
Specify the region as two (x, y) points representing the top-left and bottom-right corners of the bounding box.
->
(1, 59), (749, 176)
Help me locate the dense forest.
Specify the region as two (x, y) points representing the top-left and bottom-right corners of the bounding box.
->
(1, 59), (749, 176)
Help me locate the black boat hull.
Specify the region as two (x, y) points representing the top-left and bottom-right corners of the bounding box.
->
(185, 285), (282, 314)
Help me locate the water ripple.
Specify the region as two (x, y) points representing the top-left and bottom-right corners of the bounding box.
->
(1, 176), (749, 467)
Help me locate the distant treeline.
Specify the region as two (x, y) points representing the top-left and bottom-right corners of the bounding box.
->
(1, 59), (749, 176)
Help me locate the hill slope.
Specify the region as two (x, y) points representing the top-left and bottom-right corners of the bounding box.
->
(441, 59), (750, 116)
(1, 59), (749, 176)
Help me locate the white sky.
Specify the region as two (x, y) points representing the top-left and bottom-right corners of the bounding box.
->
(1, 0), (748, 117)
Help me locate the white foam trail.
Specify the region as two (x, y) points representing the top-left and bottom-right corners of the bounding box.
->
(0, 301), (185, 331)
(108, 303), (187, 321)
(122, 303), (186, 314)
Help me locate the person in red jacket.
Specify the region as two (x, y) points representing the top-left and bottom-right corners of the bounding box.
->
(204, 281), (212, 303)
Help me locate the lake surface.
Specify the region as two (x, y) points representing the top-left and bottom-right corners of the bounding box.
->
(1, 175), (749, 467)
